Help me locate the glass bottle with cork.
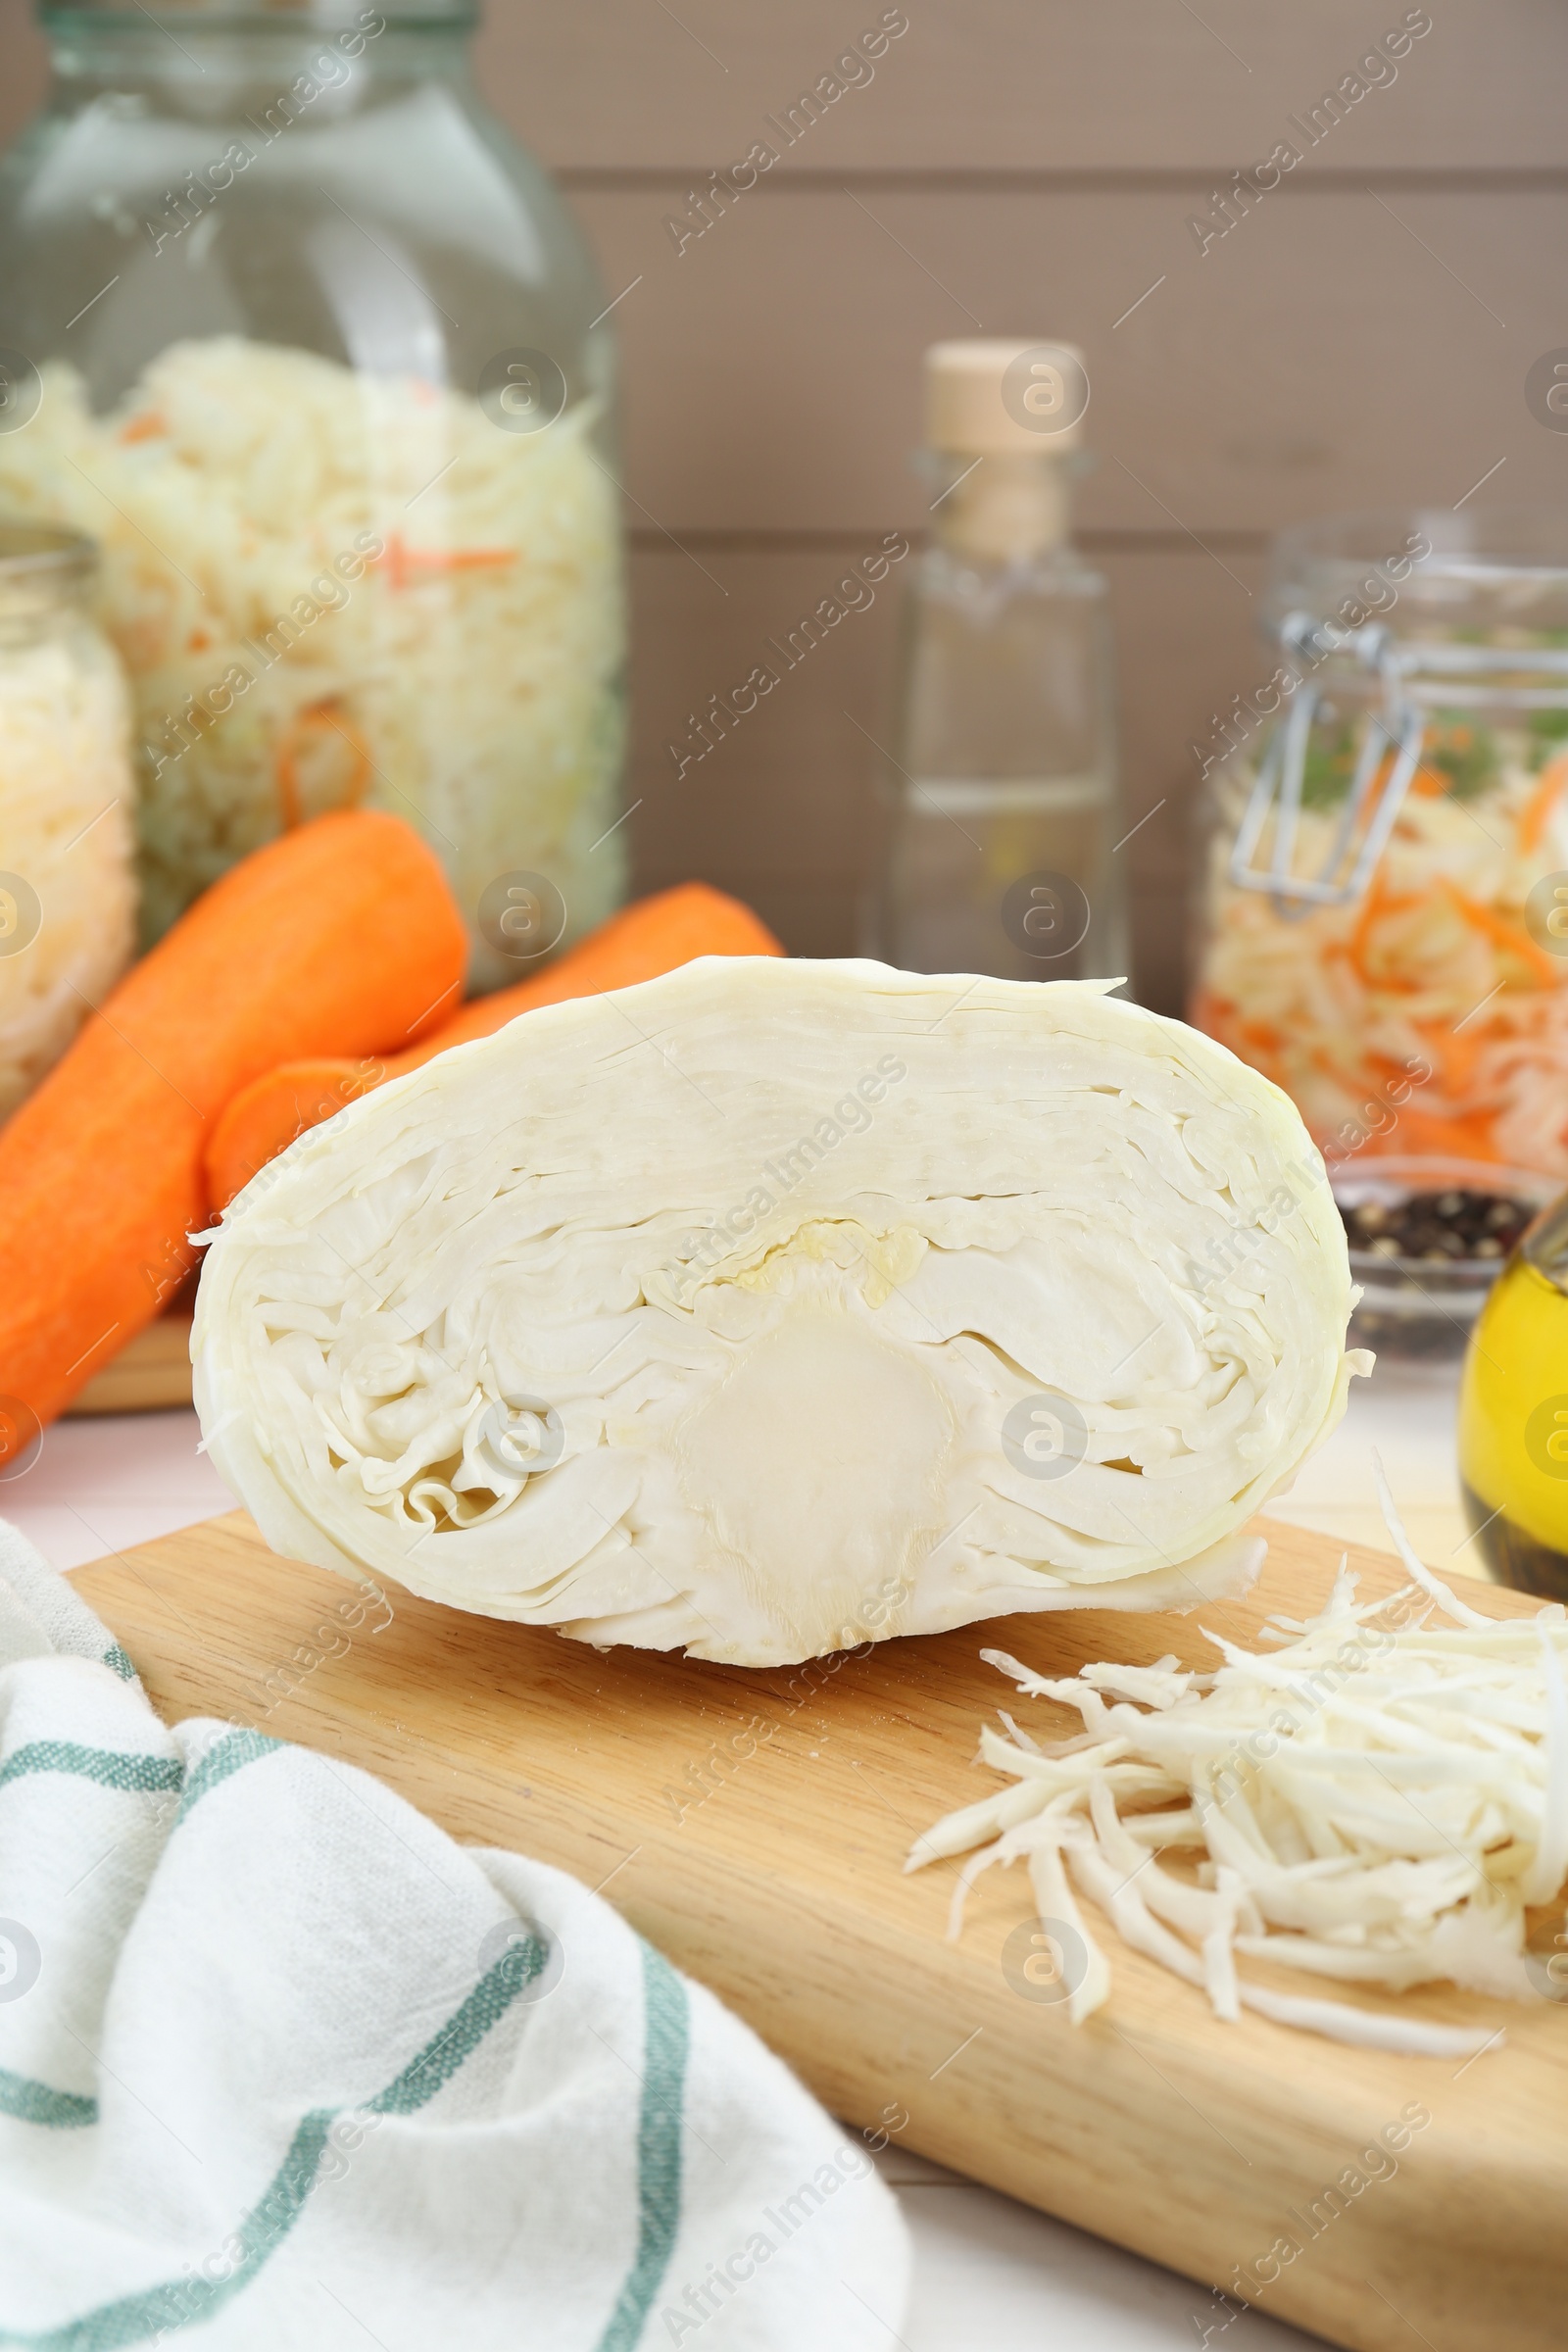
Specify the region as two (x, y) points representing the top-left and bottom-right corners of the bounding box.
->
(872, 338), (1125, 982)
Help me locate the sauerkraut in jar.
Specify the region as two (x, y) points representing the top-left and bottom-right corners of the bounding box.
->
(1191, 508), (1568, 1180)
(0, 0), (625, 985)
(0, 522), (135, 1122)
(0, 341), (622, 966)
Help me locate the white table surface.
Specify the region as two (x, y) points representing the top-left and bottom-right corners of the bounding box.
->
(3, 1350), (1466, 2350)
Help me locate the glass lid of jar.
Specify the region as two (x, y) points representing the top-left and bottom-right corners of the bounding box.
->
(1230, 504), (1568, 918)
(1272, 503), (1568, 634)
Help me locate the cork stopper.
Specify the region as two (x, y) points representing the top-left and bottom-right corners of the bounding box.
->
(924, 339), (1090, 456)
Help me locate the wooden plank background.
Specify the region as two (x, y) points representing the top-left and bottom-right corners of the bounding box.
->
(2, 2), (1564, 1006)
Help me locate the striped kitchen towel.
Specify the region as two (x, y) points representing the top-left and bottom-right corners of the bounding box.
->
(0, 1519), (908, 2349)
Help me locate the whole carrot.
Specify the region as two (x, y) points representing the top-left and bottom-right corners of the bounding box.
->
(204, 881), (783, 1210)
(0, 808), (466, 1454)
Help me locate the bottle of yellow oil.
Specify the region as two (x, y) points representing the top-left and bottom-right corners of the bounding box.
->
(1459, 1192), (1568, 1596)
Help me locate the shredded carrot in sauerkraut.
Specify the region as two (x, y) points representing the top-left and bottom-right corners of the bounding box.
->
(1192, 719), (1568, 1175)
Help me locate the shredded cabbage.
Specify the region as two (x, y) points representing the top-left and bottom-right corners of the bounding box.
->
(0, 339), (624, 970)
(909, 1460), (1567, 2054)
(1193, 723), (1568, 1174)
(0, 626), (135, 1120)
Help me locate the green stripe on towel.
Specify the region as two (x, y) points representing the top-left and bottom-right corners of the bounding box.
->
(368, 1941), (553, 2117)
(1, 1726), (276, 1822)
(0, 1745), (182, 1799)
(174, 1731), (280, 1823)
(0, 2069), (96, 2131)
(594, 1940), (691, 2352)
(0, 2111), (339, 2352)
(0, 1948), (537, 2349)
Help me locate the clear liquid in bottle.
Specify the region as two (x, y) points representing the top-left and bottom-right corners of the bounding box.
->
(873, 340), (1125, 985)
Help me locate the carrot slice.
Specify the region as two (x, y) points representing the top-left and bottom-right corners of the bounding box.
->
(370, 533), (518, 591)
(118, 412), (168, 445)
(204, 882), (784, 1211)
(0, 809), (467, 1453)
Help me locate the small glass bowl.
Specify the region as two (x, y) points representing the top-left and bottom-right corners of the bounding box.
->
(1332, 1155), (1560, 1361)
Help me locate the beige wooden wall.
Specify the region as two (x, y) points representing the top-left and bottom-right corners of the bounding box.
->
(3, 1), (1566, 1008)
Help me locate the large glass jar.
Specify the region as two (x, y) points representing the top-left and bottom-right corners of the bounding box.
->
(0, 519), (135, 1120)
(1191, 508), (1568, 1179)
(0, 0), (625, 985)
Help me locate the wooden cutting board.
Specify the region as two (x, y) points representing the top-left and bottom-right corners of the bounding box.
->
(72, 1511), (1566, 2352)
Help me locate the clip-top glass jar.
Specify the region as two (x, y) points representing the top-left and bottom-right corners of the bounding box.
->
(0, 0), (624, 983)
(0, 519), (135, 1120)
(1191, 507), (1568, 1179)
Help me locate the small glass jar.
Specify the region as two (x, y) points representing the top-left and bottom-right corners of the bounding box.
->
(873, 340), (1125, 983)
(0, 519), (136, 1121)
(0, 0), (625, 985)
(1334, 1153), (1556, 1360)
(1191, 507), (1568, 1179)
(1459, 1186), (1568, 1597)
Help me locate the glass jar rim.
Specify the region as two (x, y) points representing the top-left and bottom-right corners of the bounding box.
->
(1275, 502), (1568, 594)
(0, 519), (97, 589)
(1268, 502), (1568, 672)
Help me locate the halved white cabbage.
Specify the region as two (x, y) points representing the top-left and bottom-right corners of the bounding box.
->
(193, 960), (1366, 1666)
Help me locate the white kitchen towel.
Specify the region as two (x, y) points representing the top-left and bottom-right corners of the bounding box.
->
(0, 1519), (908, 2350)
